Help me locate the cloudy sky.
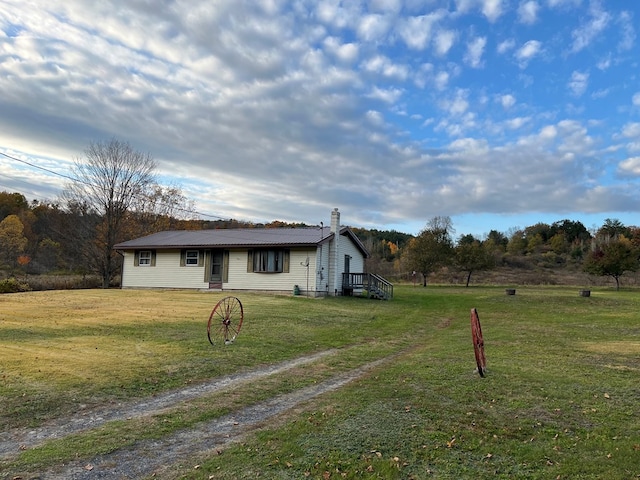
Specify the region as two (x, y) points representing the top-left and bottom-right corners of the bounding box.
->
(1, 0), (639, 237)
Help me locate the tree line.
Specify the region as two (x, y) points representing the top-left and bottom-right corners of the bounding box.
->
(1, 138), (639, 291)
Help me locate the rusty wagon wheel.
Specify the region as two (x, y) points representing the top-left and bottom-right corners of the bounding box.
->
(208, 296), (243, 346)
(470, 308), (486, 377)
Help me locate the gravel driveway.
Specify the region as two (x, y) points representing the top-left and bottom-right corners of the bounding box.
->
(1, 349), (393, 479)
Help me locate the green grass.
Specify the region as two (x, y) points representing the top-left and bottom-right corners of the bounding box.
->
(1, 286), (639, 479)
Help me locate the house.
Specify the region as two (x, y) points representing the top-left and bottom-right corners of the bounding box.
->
(114, 208), (392, 298)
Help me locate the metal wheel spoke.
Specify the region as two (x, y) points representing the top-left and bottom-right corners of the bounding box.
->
(207, 296), (244, 346)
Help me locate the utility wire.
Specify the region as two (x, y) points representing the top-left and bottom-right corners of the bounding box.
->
(0, 150), (230, 221)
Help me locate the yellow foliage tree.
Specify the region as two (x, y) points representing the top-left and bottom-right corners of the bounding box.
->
(0, 214), (28, 269)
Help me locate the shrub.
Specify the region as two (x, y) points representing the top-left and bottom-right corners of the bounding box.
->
(25, 274), (102, 291)
(0, 277), (32, 293)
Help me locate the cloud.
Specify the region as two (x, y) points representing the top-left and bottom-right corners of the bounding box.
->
(397, 11), (447, 50)
(357, 13), (392, 42)
(618, 157), (640, 176)
(440, 89), (470, 116)
(454, 0), (476, 15)
(434, 71), (451, 90)
(323, 37), (359, 63)
(617, 11), (636, 51)
(369, 0), (403, 14)
(621, 122), (640, 138)
(515, 40), (542, 67)
(2, 0), (640, 233)
(500, 94), (516, 109)
(518, 1), (540, 24)
(368, 86), (404, 104)
(316, 1), (359, 29)
(568, 71), (589, 97)
(434, 29), (457, 56)
(464, 36), (487, 68)
(497, 38), (516, 54)
(505, 116), (530, 129)
(361, 55), (410, 81)
(547, 0), (584, 9)
(596, 54), (611, 70)
(570, 3), (611, 53)
(481, 0), (505, 22)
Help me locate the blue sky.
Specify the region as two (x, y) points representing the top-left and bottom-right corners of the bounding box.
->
(1, 0), (639, 238)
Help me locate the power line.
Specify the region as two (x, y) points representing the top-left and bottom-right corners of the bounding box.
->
(0, 150), (230, 221)
(1, 151), (81, 184)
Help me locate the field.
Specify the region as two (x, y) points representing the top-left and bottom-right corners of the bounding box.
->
(1, 286), (639, 479)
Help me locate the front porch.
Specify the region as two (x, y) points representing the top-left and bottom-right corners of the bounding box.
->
(342, 273), (393, 300)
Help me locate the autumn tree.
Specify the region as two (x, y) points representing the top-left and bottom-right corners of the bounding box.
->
(0, 191), (29, 221)
(583, 237), (639, 290)
(0, 214), (28, 270)
(61, 138), (157, 287)
(403, 216), (454, 286)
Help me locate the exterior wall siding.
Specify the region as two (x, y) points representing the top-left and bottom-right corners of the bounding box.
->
(121, 249), (208, 289)
(224, 248), (317, 293)
(120, 237), (364, 294)
(314, 242), (330, 295)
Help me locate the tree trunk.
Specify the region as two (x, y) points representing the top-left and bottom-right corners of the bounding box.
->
(465, 271), (472, 287)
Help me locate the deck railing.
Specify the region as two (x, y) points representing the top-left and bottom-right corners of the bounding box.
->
(341, 273), (393, 300)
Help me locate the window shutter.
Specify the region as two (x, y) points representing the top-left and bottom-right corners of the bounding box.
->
(247, 250), (253, 273)
(151, 250), (156, 267)
(283, 250), (290, 273)
(223, 250), (229, 282)
(180, 249), (186, 267)
(134, 251), (140, 266)
(203, 250), (211, 282)
(199, 250), (204, 266)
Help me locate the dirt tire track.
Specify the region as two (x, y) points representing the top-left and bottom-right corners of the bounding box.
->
(0, 349), (337, 461)
(2, 350), (396, 479)
(30, 356), (391, 479)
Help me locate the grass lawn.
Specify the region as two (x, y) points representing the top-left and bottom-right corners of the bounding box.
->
(1, 285), (639, 479)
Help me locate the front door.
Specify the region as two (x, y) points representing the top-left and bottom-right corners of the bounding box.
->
(210, 250), (224, 283)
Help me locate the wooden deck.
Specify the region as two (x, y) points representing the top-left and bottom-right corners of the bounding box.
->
(342, 273), (393, 300)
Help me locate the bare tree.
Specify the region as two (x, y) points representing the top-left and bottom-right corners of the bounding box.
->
(130, 184), (197, 236)
(61, 138), (157, 287)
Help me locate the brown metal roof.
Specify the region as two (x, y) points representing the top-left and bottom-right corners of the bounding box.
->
(114, 226), (369, 257)
(114, 227), (328, 248)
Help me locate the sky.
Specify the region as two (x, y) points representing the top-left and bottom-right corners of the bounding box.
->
(1, 0), (639, 239)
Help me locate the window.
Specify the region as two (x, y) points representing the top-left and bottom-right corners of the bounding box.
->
(185, 250), (199, 266)
(139, 250), (152, 266)
(253, 249), (284, 273)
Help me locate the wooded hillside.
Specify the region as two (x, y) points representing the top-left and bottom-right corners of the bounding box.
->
(1, 190), (639, 291)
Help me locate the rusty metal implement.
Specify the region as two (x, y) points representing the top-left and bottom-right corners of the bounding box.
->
(471, 308), (486, 377)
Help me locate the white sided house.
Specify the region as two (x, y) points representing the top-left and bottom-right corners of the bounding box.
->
(114, 208), (393, 298)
